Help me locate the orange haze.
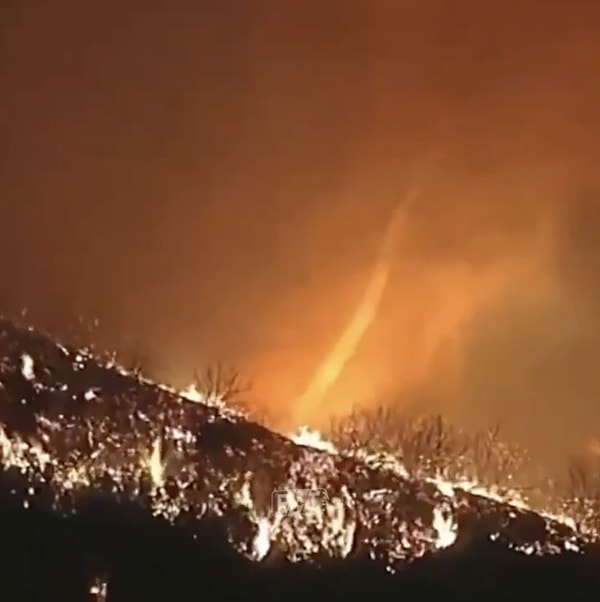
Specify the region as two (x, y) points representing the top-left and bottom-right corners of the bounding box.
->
(2, 1), (600, 462)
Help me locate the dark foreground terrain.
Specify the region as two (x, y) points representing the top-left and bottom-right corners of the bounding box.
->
(0, 318), (598, 600)
(0, 494), (599, 601)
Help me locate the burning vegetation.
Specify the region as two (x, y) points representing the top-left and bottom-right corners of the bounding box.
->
(0, 317), (599, 598)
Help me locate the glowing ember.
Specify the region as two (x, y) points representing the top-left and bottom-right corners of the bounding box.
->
(0, 319), (595, 573)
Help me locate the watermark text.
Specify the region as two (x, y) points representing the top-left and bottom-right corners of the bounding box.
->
(271, 488), (328, 519)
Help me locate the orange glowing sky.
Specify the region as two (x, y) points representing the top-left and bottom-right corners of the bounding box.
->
(1, 0), (600, 461)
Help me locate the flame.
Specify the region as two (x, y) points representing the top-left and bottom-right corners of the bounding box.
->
(179, 383), (247, 421)
(147, 437), (165, 488)
(292, 188), (421, 426)
(0, 404), (589, 569)
(289, 426), (339, 454)
(0, 321), (594, 572)
(432, 505), (458, 549)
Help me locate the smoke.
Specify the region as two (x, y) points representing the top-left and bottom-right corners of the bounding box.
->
(2, 1), (600, 462)
(284, 180), (563, 432)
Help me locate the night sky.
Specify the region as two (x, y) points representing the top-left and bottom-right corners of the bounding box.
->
(2, 1), (600, 462)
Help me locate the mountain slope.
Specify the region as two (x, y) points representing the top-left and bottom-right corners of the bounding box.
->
(0, 317), (592, 573)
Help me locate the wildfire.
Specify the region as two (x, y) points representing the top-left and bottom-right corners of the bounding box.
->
(291, 188), (420, 426)
(0, 319), (595, 573)
(289, 426), (339, 454)
(146, 437), (165, 488)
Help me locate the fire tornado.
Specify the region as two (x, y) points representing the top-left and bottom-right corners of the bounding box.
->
(291, 187), (421, 426)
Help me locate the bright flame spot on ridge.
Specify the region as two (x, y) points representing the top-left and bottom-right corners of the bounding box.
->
(289, 426), (338, 454)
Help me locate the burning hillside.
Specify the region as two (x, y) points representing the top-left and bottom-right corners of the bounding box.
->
(0, 316), (596, 580)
